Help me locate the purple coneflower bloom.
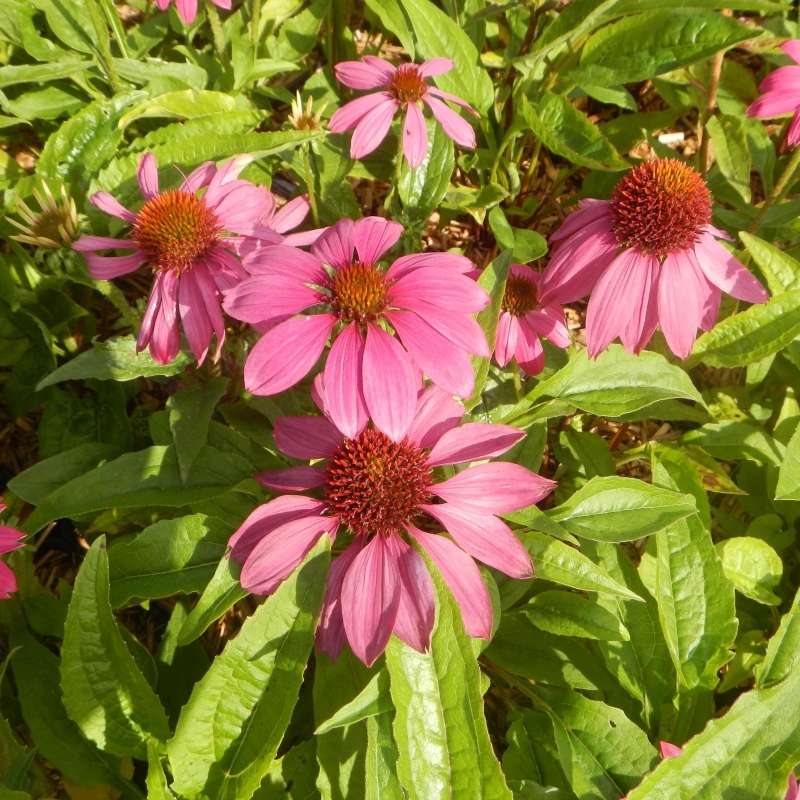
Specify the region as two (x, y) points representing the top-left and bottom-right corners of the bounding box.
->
(156, 0), (230, 25)
(0, 498), (25, 600)
(747, 40), (800, 146)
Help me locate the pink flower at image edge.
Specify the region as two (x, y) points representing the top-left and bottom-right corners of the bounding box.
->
(156, 0), (231, 25)
(747, 40), (800, 146)
(0, 498), (25, 599)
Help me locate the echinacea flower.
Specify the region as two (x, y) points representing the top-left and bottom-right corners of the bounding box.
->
(7, 182), (81, 249)
(0, 498), (25, 600)
(156, 0), (230, 25)
(73, 153), (282, 365)
(539, 159), (769, 359)
(228, 381), (555, 666)
(496, 264), (571, 375)
(223, 216), (490, 441)
(747, 41), (800, 146)
(329, 56), (478, 167)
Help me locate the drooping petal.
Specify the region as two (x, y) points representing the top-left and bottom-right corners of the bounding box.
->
(525, 307), (571, 348)
(178, 270), (213, 364)
(175, 0), (198, 23)
(223, 275), (320, 326)
(244, 313), (336, 395)
(408, 524), (493, 639)
(747, 91), (800, 119)
(361, 55), (398, 81)
(342, 534), (401, 667)
(137, 152), (159, 201)
(0, 526), (25, 554)
(0, 561), (17, 600)
(700, 282), (722, 331)
(387, 535), (434, 653)
(549, 199), (613, 244)
(244, 245), (329, 284)
(255, 466), (327, 493)
(618, 253), (659, 356)
(385, 252), (474, 281)
(403, 102), (429, 168)
(389, 269), (489, 312)
(758, 65), (800, 94)
(148, 297), (181, 365)
(313, 218), (355, 271)
(395, 297), (490, 357)
(181, 161), (216, 193)
(418, 57), (454, 78)
(158, 267), (179, 331)
(362, 323), (418, 442)
(334, 59), (393, 90)
(788, 111), (800, 147)
(73, 236), (135, 252)
(422, 95), (476, 148)
(213, 184), (273, 233)
(494, 312), (518, 368)
(422, 504), (533, 579)
(406, 384), (465, 449)
(329, 92), (395, 133)
(658, 251), (708, 359)
(692, 233), (769, 304)
(192, 262), (227, 359)
(659, 742), (684, 759)
(90, 191), (137, 223)
(427, 422), (525, 467)
(324, 322), (369, 440)
(273, 415), (343, 461)
(432, 463), (554, 514)
(514, 317), (546, 376)
(84, 252), (144, 280)
(782, 39), (800, 65)
(317, 537), (365, 661)
(425, 87), (478, 116)
(271, 194), (311, 233)
(350, 97), (398, 159)
(137, 276), (162, 354)
(353, 217), (403, 265)
(282, 229), (326, 247)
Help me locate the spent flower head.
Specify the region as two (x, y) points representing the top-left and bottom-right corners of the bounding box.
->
(288, 92), (327, 132)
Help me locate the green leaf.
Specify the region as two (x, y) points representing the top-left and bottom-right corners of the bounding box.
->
(146, 740), (175, 800)
(119, 89), (238, 127)
(386, 550), (513, 800)
(399, 0), (493, 113)
(650, 448), (736, 689)
(578, 10), (752, 85)
(775, 424), (800, 501)
(23, 445), (250, 534)
(362, 0), (415, 58)
(707, 114), (750, 203)
(167, 377), (229, 483)
(688, 290), (800, 368)
(522, 590), (629, 641)
(315, 669), (392, 734)
(0, 61), (91, 88)
(628, 662), (800, 799)
(681, 421), (785, 466)
(715, 537), (783, 606)
(519, 94), (627, 171)
(167, 536), (330, 799)
(366, 713), (403, 800)
(255, 739), (320, 800)
(755, 586), (800, 688)
(467, 249), (513, 411)
(0, 650), (25, 782)
(108, 514), (232, 608)
(739, 231), (800, 295)
(37, 336), (192, 389)
(61, 536), (170, 759)
(546, 476), (697, 542)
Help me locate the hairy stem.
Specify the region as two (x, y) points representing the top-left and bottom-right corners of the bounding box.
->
(302, 148), (320, 227)
(86, 0), (123, 94)
(698, 49), (724, 178)
(205, 0), (230, 69)
(383, 129), (405, 217)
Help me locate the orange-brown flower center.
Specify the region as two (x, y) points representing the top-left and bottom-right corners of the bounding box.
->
(330, 262), (388, 322)
(133, 190), (221, 272)
(389, 64), (428, 105)
(609, 159), (712, 259)
(324, 428), (432, 538)
(502, 274), (539, 316)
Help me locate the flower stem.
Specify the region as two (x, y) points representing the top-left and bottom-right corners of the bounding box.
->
(93, 280), (142, 331)
(250, 0), (261, 50)
(86, 0), (123, 94)
(383, 129), (405, 217)
(302, 147), (320, 227)
(205, 0), (230, 69)
(748, 145), (800, 234)
(698, 49), (724, 178)
(511, 359), (523, 401)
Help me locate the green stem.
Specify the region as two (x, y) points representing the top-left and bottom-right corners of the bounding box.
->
(93, 280), (141, 331)
(383, 129), (405, 217)
(250, 0), (261, 50)
(511, 359), (523, 401)
(205, 0), (230, 69)
(86, 0), (122, 93)
(100, 0), (129, 59)
(302, 147), (320, 227)
(748, 145), (800, 234)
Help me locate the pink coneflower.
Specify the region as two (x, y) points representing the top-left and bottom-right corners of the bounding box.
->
(228, 382), (555, 666)
(539, 159), (769, 359)
(747, 41), (800, 145)
(223, 216), (490, 442)
(0, 498), (25, 600)
(73, 153), (283, 365)
(156, 0), (230, 25)
(496, 265), (571, 375)
(329, 56), (478, 167)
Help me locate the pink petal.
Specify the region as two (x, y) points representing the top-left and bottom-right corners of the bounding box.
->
(422, 504), (533, 579)
(387, 535), (434, 653)
(408, 524), (493, 639)
(361, 56), (397, 82)
(84, 252), (143, 280)
(427, 423), (525, 467)
(747, 91), (800, 119)
(178, 270), (213, 364)
(271, 195), (311, 233)
(385, 252), (475, 281)
(176, 0), (197, 23)
(324, 323), (369, 440)
(354, 217), (403, 265)
(212, 0), (231, 9)
(350, 97), (398, 159)
(362, 323), (418, 442)
(407, 385), (465, 449)
(422, 95), (476, 149)
(193, 262), (227, 358)
(787, 772), (799, 800)
(425, 87), (479, 117)
(659, 742), (683, 759)
(495, 312), (518, 368)
(244, 313), (336, 395)
(181, 161), (216, 193)
(255, 466), (327, 493)
(758, 65), (800, 94)
(137, 152), (159, 201)
(313, 218), (355, 270)
(514, 317), (546, 376)
(700, 283), (722, 331)
(334, 60), (392, 90)
(0, 526), (25, 555)
(72, 236), (135, 252)
(403, 103), (428, 168)
(213, 184), (273, 233)
(317, 537), (365, 661)
(273, 415), (342, 461)
(385, 310), (476, 398)
(241, 518), (337, 595)
(0, 561), (17, 600)
(342, 534), (401, 667)
(620, 254), (659, 356)
(549, 200), (612, 244)
(389, 269), (489, 312)
(692, 233), (769, 304)
(658, 251), (708, 359)
(156, 0), (169, 9)
(788, 112), (800, 147)
(395, 298), (490, 357)
(243, 245), (329, 284)
(782, 40), (800, 65)
(90, 191), (137, 223)
(525, 307), (571, 348)
(283, 228), (326, 247)
(148, 297), (181, 365)
(431, 462), (554, 514)
(329, 92), (395, 133)
(419, 58), (454, 78)
(222, 275), (320, 326)
(137, 277), (162, 354)
(229, 496), (328, 562)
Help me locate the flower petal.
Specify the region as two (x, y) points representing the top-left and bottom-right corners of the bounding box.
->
(334, 59), (392, 90)
(419, 57), (454, 78)
(693, 233), (769, 304)
(178, 270), (213, 364)
(389, 269), (489, 312)
(658, 251), (708, 359)
(422, 95), (476, 148)
(758, 65), (800, 94)
(324, 322), (369, 440)
(0, 561), (17, 600)
(84, 252), (143, 280)
(313, 218), (355, 270)
(425, 87), (478, 116)
(181, 161), (216, 193)
(514, 317), (546, 376)
(342, 533), (401, 666)
(270, 194), (311, 233)
(0, 525), (25, 554)
(350, 97), (398, 159)
(176, 0), (198, 23)
(329, 92), (395, 133)
(747, 90), (800, 119)
(354, 216), (403, 265)
(407, 385), (465, 449)
(387, 534), (434, 653)
(255, 466), (327, 493)
(73, 236), (135, 252)
(427, 422), (525, 467)
(148, 297), (181, 365)
(244, 245), (329, 284)
(273, 415), (343, 461)
(782, 39), (800, 65)
(403, 102), (428, 168)
(137, 152), (159, 201)
(494, 312), (518, 368)
(549, 200), (612, 244)
(223, 274), (320, 326)
(525, 307), (571, 348)
(90, 191), (137, 223)
(395, 297), (490, 357)
(385, 252), (475, 281)
(422, 504), (533, 579)
(137, 276), (162, 354)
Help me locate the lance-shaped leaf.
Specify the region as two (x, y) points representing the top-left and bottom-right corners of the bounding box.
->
(776, 425), (800, 501)
(366, 713), (403, 800)
(681, 421), (785, 467)
(167, 536), (330, 799)
(60, 536), (170, 759)
(546, 477), (697, 542)
(386, 550), (513, 800)
(522, 590), (629, 642)
(739, 231), (800, 295)
(255, 739), (319, 799)
(315, 669), (392, 734)
(756, 587), (800, 688)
